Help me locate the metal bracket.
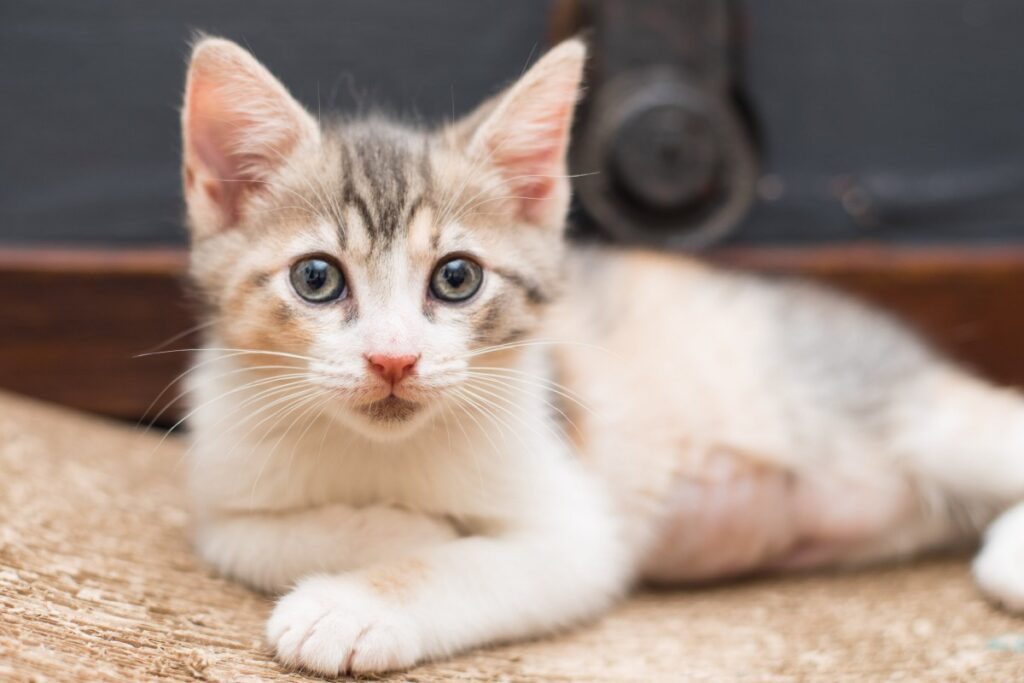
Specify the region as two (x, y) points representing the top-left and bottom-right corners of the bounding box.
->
(571, 0), (757, 249)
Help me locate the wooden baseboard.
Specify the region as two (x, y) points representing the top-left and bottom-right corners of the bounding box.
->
(2, 244), (1023, 421)
(0, 248), (193, 422)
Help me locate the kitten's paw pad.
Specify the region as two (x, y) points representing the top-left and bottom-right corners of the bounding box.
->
(267, 578), (421, 675)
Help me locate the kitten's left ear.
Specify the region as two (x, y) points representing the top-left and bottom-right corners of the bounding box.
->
(457, 39), (586, 230)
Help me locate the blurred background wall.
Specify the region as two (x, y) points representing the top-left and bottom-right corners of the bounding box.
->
(1, 0), (1024, 420)
(3, 0), (1023, 249)
(0, 0), (552, 246)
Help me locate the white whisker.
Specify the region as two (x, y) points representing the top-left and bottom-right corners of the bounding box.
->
(142, 363), (310, 431)
(464, 339), (621, 361)
(460, 379), (572, 454)
(464, 373), (587, 448)
(466, 366), (595, 414)
(136, 346), (323, 364)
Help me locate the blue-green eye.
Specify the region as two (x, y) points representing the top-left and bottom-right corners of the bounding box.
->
(430, 257), (483, 303)
(290, 257), (346, 303)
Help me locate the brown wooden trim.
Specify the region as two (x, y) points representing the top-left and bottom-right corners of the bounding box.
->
(0, 247), (197, 422)
(712, 244), (1024, 272)
(1, 243), (1023, 421)
(0, 246), (188, 273)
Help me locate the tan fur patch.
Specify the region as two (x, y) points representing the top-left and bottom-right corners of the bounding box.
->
(365, 559), (430, 601)
(405, 204), (436, 255)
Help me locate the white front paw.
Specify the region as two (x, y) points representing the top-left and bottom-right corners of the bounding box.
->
(267, 576), (422, 675)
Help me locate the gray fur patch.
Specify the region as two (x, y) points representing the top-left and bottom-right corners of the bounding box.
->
(766, 278), (937, 435)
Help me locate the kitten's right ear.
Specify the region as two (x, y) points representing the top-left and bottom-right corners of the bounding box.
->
(181, 37), (319, 235)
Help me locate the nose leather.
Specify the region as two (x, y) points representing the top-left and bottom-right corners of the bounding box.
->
(366, 354), (419, 385)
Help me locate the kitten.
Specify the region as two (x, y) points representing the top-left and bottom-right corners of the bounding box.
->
(181, 37), (1024, 675)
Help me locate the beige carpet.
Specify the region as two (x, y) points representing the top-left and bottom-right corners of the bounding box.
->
(1, 390), (1023, 682)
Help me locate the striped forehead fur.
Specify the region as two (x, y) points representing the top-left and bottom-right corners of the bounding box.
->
(312, 115), (563, 308)
(331, 119), (434, 251)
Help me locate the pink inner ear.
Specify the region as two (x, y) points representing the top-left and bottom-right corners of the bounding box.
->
(490, 102), (574, 223)
(188, 100), (243, 222)
(185, 83), (239, 224)
(187, 82), (239, 178)
(183, 56), (308, 229)
(499, 155), (558, 223)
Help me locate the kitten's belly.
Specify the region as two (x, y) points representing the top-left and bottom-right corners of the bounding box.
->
(551, 247), (920, 582)
(638, 451), (916, 583)
(639, 456), (798, 583)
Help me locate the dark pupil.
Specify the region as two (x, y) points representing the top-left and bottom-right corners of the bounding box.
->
(303, 261), (328, 290)
(443, 261), (468, 289)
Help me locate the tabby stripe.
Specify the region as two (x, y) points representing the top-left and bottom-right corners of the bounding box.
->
(493, 268), (549, 305)
(344, 183), (376, 237)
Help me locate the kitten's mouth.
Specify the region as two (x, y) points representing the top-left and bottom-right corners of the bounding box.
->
(356, 395), (421, 423)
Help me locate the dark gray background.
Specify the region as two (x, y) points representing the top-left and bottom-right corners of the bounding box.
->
(734, 0), (1024, 244)
(2, 0), (1023, 247)
(0, 0), (551, 245)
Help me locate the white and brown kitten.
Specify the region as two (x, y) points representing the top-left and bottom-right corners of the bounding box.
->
(181, 37), (1024, 675)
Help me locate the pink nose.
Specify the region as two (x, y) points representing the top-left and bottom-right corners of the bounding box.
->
(366, 354), (419, 385)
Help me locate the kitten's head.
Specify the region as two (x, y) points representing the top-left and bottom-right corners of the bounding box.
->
(181, 37), (584, 439)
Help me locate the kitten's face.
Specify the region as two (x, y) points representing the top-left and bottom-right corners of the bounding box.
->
(182, 38), (584, 438)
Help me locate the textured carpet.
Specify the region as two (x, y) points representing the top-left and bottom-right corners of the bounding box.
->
(1, 390), (1023, 682)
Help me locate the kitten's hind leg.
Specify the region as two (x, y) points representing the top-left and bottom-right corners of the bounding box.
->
(893, 366), (1024, 611)
(639, 448), (930, 582)
(641, 363), (1024, 591)
(896, 368), (1024, 506)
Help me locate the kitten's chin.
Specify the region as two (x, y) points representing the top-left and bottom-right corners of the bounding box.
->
(331, 395), (435, 441)
(357, 396), (421, 423)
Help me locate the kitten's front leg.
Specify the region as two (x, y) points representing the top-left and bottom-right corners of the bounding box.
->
(196, 504), (460, 593)
(266, 508), (628, 675)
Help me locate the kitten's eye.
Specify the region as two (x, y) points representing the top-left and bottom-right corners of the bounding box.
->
(289, 257), (346, 303)
(430, 257), (483, 303)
